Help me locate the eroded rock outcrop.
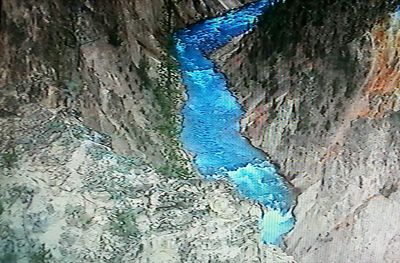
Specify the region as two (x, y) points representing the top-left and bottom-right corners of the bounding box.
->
(215, 0), (400, 262)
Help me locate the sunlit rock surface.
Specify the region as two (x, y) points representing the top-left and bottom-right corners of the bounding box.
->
(0, 104), (296, 262)
(175, 0), (294, 245)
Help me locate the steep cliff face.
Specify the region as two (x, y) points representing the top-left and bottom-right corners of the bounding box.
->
(0, 1), (298, 262)
(3, 0), (398, 262)
(0, 0), (252, 169)
(216, 0), (400, 262)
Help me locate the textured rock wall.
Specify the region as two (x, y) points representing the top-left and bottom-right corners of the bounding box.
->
(0, 0), (251, 164)
(215, 0), (400, 262)
(0, 1), (296, 262)
(0, 104), (296, 262)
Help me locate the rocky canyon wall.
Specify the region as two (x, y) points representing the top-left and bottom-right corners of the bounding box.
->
(0, 0), (252, 167)
(216, 0), (400, 262)
(0, 1), (297, 262)
(3, 0), (399, 262)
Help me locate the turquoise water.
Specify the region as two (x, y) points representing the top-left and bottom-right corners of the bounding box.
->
(174, 0), (294, 245)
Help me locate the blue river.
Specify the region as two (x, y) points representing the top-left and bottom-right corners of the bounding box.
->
(396, 5), (400, 19)
(174, 0), (294, 245)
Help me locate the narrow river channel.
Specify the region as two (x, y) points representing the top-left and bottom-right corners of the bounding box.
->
(174, 0), (295, 245)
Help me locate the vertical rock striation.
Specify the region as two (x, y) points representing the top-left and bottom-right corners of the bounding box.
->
(215, 0), (400, 262)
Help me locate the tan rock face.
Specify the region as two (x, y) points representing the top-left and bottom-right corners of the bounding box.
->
(0, 104), (295, 262)
(215, 1), (400, 262)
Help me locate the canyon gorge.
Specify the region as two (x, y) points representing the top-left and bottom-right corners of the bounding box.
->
(0, 0), (399, 262)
